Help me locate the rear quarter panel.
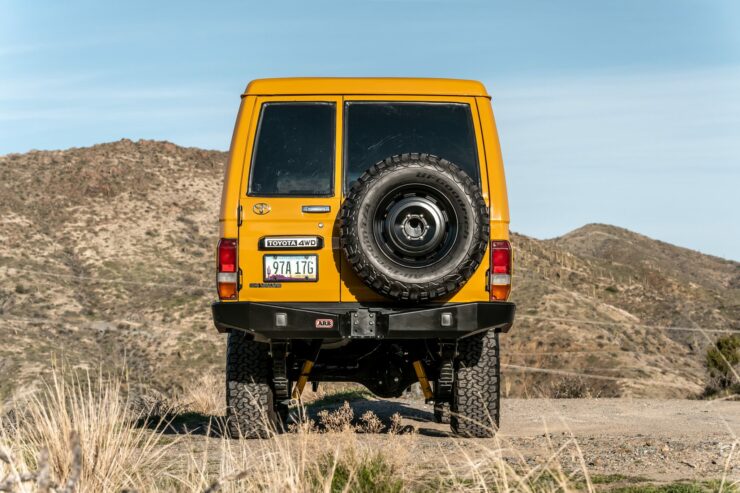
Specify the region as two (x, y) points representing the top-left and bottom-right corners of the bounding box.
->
(476, 97), (510, 241)
(219, 97), (254, 241)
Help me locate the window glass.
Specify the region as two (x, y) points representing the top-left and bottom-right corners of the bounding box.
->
(249, 102), (335, 196)
(344, 102), (479, 190)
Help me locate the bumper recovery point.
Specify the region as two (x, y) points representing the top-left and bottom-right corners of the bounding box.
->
(212, 301), (515, 339)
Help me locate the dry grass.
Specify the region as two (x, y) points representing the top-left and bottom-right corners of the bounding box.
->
(175, 372), (226, 417)
(2, 368), (739, 492)
(0, 369), (176, 492)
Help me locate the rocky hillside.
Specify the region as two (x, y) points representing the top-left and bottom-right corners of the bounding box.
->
(507, 227), (738, 398)
(0, 140), (737, 399)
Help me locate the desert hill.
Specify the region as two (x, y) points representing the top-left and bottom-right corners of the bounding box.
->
(1, 140), (737, 400)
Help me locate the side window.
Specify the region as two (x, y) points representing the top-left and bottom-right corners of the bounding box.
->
(248, 102), (335, 197)
(344, 102), (480, 191)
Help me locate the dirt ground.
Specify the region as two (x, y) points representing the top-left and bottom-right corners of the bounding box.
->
(173, 397), (740, 484)
(350, 397), (740, 481)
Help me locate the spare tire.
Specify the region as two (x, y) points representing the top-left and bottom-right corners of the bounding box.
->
(340, 153), (489, 301)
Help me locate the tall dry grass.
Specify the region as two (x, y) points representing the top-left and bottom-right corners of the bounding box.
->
(0, 369), (176, 492)
(2, 368), (738, 492)
(176, 372), (225, 417)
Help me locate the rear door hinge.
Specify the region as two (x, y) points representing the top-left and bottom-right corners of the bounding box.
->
(237, 204), (243, 226)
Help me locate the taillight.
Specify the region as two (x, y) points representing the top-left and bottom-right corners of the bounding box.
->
(217, 238), (238, 300)
(490, 240), (512, 301)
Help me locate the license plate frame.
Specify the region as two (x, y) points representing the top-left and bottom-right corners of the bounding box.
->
(263, 254), (318, 282)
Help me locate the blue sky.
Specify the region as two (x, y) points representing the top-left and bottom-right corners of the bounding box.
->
(2, 0), (739, 259)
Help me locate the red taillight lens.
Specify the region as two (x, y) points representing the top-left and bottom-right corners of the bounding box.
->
(218, 239), (237, 272)
(490, 240), (512, 301)
(217, 238), (238, 300)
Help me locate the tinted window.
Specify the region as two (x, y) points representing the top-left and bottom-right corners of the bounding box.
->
(249, 102), (335, 196)
(344, 102), (479, 190)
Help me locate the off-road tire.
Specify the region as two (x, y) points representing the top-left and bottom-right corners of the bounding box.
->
(451, 330), (500, 438)
(225, 331), (278, 439)
(340, 153), (489, 302)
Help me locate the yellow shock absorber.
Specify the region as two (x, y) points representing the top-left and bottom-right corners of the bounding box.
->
(412, 360), (434, 401)
(292, 360), (315, 399)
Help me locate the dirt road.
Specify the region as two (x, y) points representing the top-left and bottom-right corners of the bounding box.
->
(169, 397), (739, 483)
(312, 397), (740, 481)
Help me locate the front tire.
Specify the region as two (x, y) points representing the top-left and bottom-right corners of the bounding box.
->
(225, 332), (279, 438)
(451, 330), (500, 438)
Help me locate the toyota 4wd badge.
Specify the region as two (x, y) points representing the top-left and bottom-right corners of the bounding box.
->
(260, 236), (322, 250)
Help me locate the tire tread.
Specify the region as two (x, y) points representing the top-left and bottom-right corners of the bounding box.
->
(225, 332), (277, 439)
(451, 330), (500, 438)
(340, 153), (489, 301)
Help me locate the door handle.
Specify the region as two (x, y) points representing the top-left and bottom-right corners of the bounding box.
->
(302, 205), (331, 213)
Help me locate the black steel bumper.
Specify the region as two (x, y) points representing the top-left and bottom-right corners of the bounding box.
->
(212, 301), (515, 340)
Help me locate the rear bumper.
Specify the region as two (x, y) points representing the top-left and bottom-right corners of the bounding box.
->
(212, 301), (515, 340)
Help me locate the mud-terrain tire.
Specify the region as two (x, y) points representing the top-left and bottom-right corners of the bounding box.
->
(340, 153), (489, 302)
(451, 330), (500, 438)
(225, 331), (278, 439)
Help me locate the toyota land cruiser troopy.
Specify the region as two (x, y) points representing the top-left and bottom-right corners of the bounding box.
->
(212, 78), (515, 438)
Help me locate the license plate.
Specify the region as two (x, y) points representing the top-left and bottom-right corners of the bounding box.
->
(263, 255), (318, 282)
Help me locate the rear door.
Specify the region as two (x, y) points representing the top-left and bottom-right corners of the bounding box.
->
(239, 96), (342, 302)
(339, 95), (491, 302)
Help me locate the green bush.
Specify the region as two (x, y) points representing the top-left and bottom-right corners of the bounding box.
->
(705, 334), (740, 395)
(311, 452), (403, 493)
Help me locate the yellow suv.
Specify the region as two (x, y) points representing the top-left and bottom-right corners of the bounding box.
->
(212, 78), (515, 438)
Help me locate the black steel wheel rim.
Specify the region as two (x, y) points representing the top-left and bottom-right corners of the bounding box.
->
(372, 184), (459, 268)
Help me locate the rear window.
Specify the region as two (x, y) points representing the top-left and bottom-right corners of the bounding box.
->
(344, 102), (479, 190)
(248, 102), (335, 197)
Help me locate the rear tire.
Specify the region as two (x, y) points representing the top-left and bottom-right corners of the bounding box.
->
(225, 331), (279, 438)
(451, 330), (500, 438)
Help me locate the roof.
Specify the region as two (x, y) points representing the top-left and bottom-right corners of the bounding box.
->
(243, 78), (490, 98)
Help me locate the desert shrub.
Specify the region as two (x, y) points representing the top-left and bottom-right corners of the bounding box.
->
(549, 377), (593, 398)
(310, 402), (407, 435)
(177, 371), (225, 416)
(317, 401), (355, 432)
(705, 334), (740, 396)
(357, 410), (385, 434)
